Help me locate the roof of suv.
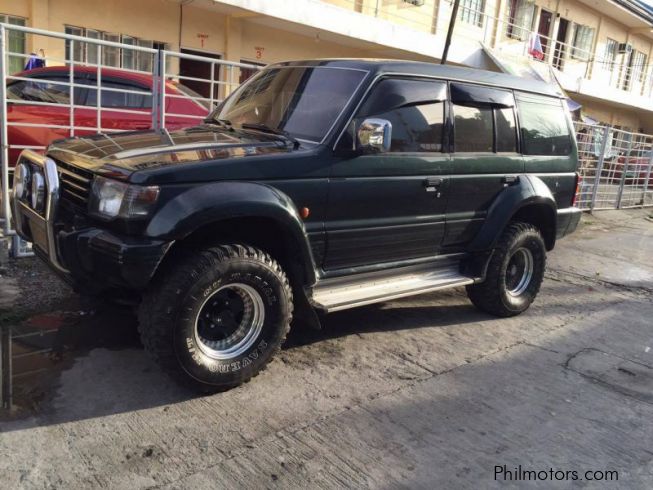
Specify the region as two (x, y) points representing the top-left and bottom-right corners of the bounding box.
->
(270, 59), (563, 98)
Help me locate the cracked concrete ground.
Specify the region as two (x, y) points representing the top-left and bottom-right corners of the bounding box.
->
(0, 209), (652, 489)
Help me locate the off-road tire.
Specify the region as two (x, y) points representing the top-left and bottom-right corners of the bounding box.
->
(466, 222), (546, 317)
(138, 244), (293, 392)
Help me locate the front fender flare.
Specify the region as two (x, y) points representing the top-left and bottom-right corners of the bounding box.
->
(145, 181), (317, 284)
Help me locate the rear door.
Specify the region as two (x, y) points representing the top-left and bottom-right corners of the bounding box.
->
(324, 77), (451, 270)
(443, 83), (523, 250)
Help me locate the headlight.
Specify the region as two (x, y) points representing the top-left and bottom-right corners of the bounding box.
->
(13, 163), (30, 201)
(89, 176), (160, 219)
(31, 171), (45, 212)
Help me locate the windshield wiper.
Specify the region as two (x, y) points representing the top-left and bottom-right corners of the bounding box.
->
(205, 117), (234, 131)
(240, 122), (300, 149)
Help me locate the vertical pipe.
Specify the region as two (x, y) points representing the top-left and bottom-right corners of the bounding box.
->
(0, 25), (11, 235)
(1, 325), (12, 410)
(616, 131), (633, 208)
(441, 0), (461, 64)
(642, 144), (653, 207)
(590, 125), (610, 213)
(151, 49), (161, 131)
(159, 50), (166, 130)
(96, 44), (102, 134)
(209, 60), (215, 109)
(69, 39), (75, 137)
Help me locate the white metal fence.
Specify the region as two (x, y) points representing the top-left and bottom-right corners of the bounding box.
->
(0, 23), (261, 254)
(575, 122), (653, 211)
(1, 23), (653, 258)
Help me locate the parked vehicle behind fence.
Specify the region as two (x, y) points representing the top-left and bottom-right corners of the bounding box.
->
(5, 66), (210, 167)
(12, 59), (581, 393)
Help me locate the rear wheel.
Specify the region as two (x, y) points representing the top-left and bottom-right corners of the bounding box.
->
(138, 244), (293, 392)
(466, 222), (546, 317)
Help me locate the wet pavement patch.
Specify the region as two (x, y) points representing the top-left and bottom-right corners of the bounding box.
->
(565, 348), (653, 404)
(1, 300), (142, 418)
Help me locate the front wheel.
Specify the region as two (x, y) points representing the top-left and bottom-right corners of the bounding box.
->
(466, 222), (546, 317)
(138, 244), (293, 392)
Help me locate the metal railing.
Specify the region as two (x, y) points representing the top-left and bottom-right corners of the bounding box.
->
(0, 23), (261, 255)
(575, 122), (653, 210)
(323, 0), (653, 100)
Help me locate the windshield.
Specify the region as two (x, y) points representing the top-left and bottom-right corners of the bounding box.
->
(209, 66), (366, 142)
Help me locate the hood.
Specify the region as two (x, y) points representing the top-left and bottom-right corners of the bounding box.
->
(46, 125), (299, 176)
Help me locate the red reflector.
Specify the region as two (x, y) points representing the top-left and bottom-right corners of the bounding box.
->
(572, 173), (581, 207)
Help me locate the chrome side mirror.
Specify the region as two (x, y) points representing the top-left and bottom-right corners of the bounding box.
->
(357, 118), (392, 153)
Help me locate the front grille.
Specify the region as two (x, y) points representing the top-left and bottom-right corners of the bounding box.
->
(55, 159), (93, 209)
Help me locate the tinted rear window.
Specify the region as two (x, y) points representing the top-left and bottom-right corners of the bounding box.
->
(516, 93), (571, 156)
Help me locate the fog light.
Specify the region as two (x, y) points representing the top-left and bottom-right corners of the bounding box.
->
(13, 163), (30, 201)
(31, 171), (45, 212)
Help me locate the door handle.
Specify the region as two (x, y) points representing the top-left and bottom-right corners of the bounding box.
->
(501, 175), (519, 185)
(423, 177), (443, 188)
(423, 177), (443, 197)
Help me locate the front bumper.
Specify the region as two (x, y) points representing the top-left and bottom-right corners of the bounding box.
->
(556, 206), (582, 239)
(12, 151), (170, 292)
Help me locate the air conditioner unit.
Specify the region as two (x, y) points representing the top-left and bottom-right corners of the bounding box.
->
(403, 0), (425, 5)
(617, 43), (632, 54)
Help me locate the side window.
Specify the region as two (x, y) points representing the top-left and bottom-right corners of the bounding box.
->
(496, 107), (518, 152)
(356, 78), (446, 153)
(7, 77), (70, 104)
(516, 93), (571, 155)
(84, 80), (152, 108)
(453, 105), (493, 152)
(451, 83), (518, 153)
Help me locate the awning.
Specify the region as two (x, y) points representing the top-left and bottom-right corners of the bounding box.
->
(581, 114), (599, 125)
(482, 45), (583, 110)
(566, 99), (582, 112)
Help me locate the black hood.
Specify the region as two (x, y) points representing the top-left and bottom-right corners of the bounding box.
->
(46, 125), (299, 176)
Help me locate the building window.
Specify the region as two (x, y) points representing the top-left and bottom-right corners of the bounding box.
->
(64, 25), (168, 72)
(1, 14), (27, 75)
(631, 50), (647, 83)
(602, 38), (618, 71)
(571, 24), (594, 61)
(458, 0), (485, 27)
(506, 0), (535, 41)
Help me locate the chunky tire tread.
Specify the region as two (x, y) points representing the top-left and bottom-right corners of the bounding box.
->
(466, 222), (546, 318)
(138, 244), (293, 393)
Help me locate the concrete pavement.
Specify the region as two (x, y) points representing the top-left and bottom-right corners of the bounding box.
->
(0, 209), (652, 489)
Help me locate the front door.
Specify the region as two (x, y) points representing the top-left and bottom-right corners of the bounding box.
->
(553, 18), (570, 70)
(443, 83), (523, 251)
(179, 49), (222, 100)
(538, 9), (553, 55)
(323, 77), (451, 270)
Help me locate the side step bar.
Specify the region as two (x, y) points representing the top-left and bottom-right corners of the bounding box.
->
(311, 260), (477, 313)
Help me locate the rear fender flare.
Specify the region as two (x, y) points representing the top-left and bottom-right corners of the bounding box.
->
(468, 175), (557, 252)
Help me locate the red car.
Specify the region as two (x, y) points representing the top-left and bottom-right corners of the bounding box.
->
(5, 66), (210, 167)
(612, 147), (653, 186)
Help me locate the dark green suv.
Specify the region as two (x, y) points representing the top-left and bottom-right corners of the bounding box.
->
(12, 59), (581, 391)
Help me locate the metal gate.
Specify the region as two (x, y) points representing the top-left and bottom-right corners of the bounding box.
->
(0, 23), (261, 256)
(574, 122), (653, 211)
